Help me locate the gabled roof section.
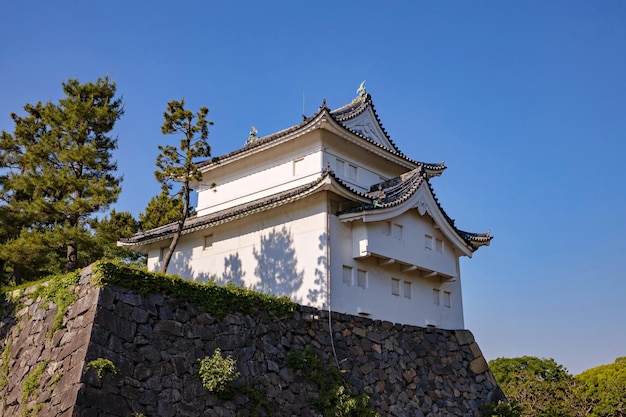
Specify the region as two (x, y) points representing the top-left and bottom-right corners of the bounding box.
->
(195, 92), (446, 178)
(330, 93), (398, 152)
(339, 168), (493, 255)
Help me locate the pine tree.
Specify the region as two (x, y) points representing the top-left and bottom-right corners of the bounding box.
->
(139, 186), (185, 232)
(0, 77), (123, 281)
(154, 99), (213, 273)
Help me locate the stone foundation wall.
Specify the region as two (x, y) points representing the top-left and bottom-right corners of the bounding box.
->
(0, 267), (503, 417)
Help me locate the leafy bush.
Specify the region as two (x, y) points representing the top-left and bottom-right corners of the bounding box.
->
(86, 358), (119, 379)
(197, 348), (240, 393)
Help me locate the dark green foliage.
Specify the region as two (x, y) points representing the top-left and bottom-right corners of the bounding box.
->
(0, 77), (123, 282)
(88, 209), (144, 265)
(154, 99), (213, 273)
(138, 186), (185, 231)
(92, 261), (295, 319)
(286, 345), (379, 417)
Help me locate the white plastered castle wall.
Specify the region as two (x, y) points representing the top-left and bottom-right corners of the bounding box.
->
(146, 193), (330, 309)
(330, 210), (464, 329)
(196, 132), (324, 216)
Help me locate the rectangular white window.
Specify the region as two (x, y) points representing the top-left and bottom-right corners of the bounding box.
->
(433, 288), (440, 305)
(357, 269), (367, 289)
(391, 278), (400, 296)
(336, 159), (345, 175)
(159, 247), (168, 262)
(342, 266), (353, 286)
(203, 234), (213, 250)
(403, 281), (412, 299)
(443, 291), (451, 308)
(348, 163), (358, 180)
(436, 238), (444, 254)
(293, 158), (304, 176)
(425, 235), (433, 250)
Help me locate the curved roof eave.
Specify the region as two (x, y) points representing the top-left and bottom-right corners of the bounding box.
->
(338, 178), (491, 256)
(118, 169), (370, 249)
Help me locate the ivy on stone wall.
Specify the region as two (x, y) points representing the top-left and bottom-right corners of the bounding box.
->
(286, 345), (379, 417)
(92, 261), (296, 319)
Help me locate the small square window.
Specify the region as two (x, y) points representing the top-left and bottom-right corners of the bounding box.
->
(357, 269), (367, 289)
(293, 158), (304, 176)
(203, 234), (213, 250)
(159, 246), (168, 262)
(336, 159), (345, 175)
(403, 281), (412, 299)
(425, 235), (433, 250)
(433, 288), (440, 305)
(342, 266), (353, 286)
(348, 164), (358, 180)
(391, 278), (400, 296)
(436, 238), (444, 254)
(443, 291), (451, 308)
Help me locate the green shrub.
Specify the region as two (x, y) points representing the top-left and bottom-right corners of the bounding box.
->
(86, 358), (119, 379)
(196, 348), (240, 393)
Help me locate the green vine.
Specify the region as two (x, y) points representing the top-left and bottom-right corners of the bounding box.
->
(21, 359), (50, 403)
(286, 346), (379, 417)
(86, 358), (119, 379)
(92, 260), (296, 319)
(240, 385), (273, 417)
(0, 343), (12, 390)
(16, 271), (81, 337)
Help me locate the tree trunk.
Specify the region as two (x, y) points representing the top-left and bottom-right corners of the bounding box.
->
(159, 184), (190, 273)
(66, 241), (77, 272)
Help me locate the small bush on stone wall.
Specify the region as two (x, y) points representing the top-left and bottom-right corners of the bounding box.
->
(86, 358), (119, 379)
(196, 348), (240, 393)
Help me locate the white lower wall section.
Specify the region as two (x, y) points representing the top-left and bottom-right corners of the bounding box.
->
(146, 194), (330, 310)
(145, 195), (465, 329)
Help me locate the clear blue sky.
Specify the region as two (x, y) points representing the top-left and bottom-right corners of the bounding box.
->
(1, 1), (625, 375)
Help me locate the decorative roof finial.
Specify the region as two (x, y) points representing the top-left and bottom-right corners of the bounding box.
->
(356, 80), (367, 98)
(246, 125), (258, 145)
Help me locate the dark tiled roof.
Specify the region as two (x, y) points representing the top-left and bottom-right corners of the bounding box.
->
(119, 172), (336, 246)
